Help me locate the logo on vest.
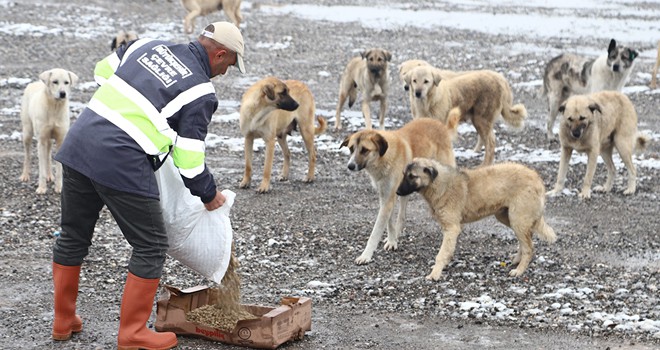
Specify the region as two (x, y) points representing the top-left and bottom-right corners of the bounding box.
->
(138, 45), (192, 88)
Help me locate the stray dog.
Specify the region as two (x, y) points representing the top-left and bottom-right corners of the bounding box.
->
(546, 91), (650, 199)
(19, 68), (79, 194)
(239, 77), (327, 193)
(181, 0), (242, 34)
(398, 59), (462, 119)
(650, 40), (660, 89)
(340, 111), (460, 265)
(405, 66), (527, 165)
(397, 158), (557, 280)
(111, 30), (138, 51)
(542, 39), (638, 139)
(334, 48), (391, 131)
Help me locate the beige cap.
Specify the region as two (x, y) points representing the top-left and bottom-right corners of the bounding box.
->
(201, 22), (245, 74)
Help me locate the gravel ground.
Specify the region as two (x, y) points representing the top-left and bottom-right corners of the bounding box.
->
(1, 1), (659, 349)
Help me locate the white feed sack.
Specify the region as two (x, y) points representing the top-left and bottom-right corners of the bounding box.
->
(155, 158), (234, 284)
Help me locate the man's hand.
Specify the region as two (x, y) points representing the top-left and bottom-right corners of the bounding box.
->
(204, 191), (226, 211)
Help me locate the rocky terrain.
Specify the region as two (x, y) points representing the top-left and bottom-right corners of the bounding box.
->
(0, 0), (659, 349)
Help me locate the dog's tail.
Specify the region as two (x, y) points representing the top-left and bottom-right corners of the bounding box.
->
(446, 107), (461, 141)
(501, 103), (527, 130)
(314, 115), (328, 135)
(634, 133), (651, 154)
(533, 216), (557, 244)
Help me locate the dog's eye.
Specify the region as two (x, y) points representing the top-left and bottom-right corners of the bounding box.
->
(64, 81), (70, 85)
(424, 79), (430, 84)
(360, 148), (369, 155)
(567, 117), (573, 122)
(52, 80), (59, 84)
(579, 116), (586, 121)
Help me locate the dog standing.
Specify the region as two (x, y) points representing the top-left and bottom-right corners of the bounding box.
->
(111, 30), (138, 51)
(542, 39), (639, 139)
(546, 91), (649, 199)
(650, 40), (660, 89)
(334, 48), (391, 131)
(405, 66), (527, 165)
(20, 68), (79, 194)
(181, 0), (242, 34)
(239, 77), (327, 193)
(398, 59), (462, 119)
(397, 158), (557, 280)
(340, 111), (460, 265)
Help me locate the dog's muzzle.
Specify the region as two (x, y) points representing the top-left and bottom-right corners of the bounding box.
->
(396, 181), (415, 196)
(612, 64), (620, 72)
(277, 98), (299, 112)
(570, 125), (587, 139)
(347, 161), (362, 171)
(415, 90), (423, 98)
(58, 91), (67, 99)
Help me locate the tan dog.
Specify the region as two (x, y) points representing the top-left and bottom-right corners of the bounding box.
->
(546, 91), (650, 199)
(20, 68), (79, 194)
(334, 48), (392, 131)
(651, 40), (660, 89)
(340, 111), (460, 265)
(397, 158), (557, 280)
(405, 66), (527, 165)
(181, 0), (242, 34)
(398, 59), (462, 119)
(110, 30), (138, 51)
(239, 77), (327, 193)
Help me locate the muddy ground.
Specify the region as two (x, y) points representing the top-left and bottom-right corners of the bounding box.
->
(0, 0), (659, 349)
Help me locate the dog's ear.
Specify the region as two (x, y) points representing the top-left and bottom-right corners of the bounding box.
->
(372, 134), (388, 157)
(261, 83), (276, 101)
(431, 69), (443, 86)
(558, 103), (566, 114)
(588, 103), (602, 115)
(608, 38), (617, 54)
(629, 49), (639, 61)
(339, 135), (351, 149)
(361, 50), (371, 60)
(402, 71), (412, 86)
(68, 71), (79, 86)
(423, 166), (438, 181)
(38, 70), (53, 85)
(383, 50), (392, 62)
(111, 37), (118, 51)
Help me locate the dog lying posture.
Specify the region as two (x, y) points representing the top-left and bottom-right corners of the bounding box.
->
(334, 48), (391, 131)
(397, 158), (557, 280)
(340, 110), (460, 265)
(239, 77), (327, 193)
(405, 66), (527, 165)
(181, 0), (242, 34)
(111, 30), (138, 51)
(20, 68), (79, 194)
(651, 40), (660, 89)
(546, 91), (650, 199)
(542, 38), (638, 139)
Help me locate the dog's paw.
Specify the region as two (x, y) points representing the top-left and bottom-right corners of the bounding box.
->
(35, 187), (47, 195)
(383, 240), (398, 251)
(355, 254), (372, 265)
(578, 190), (591, 200)
(425, 272), (442, 281)
(545, 189), (560, 197)
(18, 174), (30, 182)
(277, 175), (288, 182)
(333, 125), (342, 132)
(623, 187), (636, 195)
(256, 185), (271, 194)
(593, 185), (611, 193)
(238, 180), (250, 189)
(302, 176), (314, 183)
(509, 269), (525, 277)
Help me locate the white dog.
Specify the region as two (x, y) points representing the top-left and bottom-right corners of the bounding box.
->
(19, 68), (78, 194)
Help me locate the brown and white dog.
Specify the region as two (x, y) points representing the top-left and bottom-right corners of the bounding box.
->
(397, 158), (557, 280)
(542, 39), (638, 139)
(111, 30), (138, 51)
(405, 66), (527, 165)
(546, 91), (650, 199)
(239, 77), (327, 193)
(19, 68), (79, 194)
(181, 0), (242, 34)
(340, 111), (460, 265)
(334, 48), (391, 131)
(398, 59), (463, 120)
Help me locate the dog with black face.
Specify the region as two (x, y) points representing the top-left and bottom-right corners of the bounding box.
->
(542, 39), (638, 139)
(239, 77), (327, 193)
(334, 48), (392, 131)
(546, 91), (649, 200)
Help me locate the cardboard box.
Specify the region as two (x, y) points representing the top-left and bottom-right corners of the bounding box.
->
(155, 285), (312, 349)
